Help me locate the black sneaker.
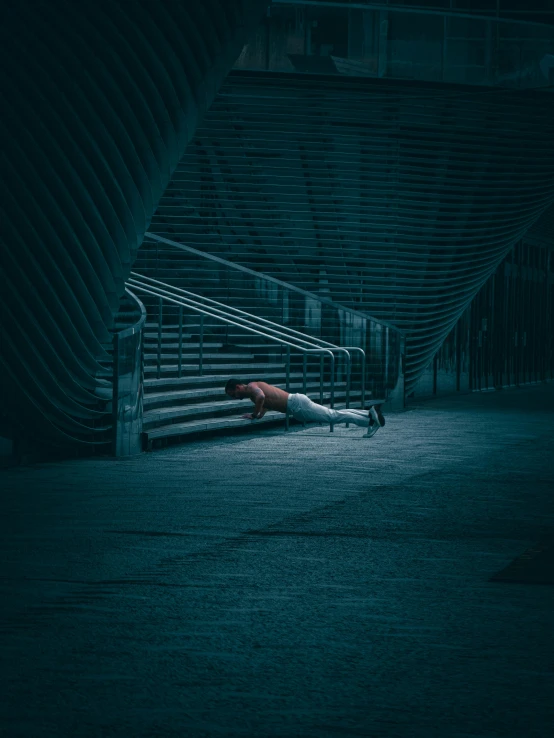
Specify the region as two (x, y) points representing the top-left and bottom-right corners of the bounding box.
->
(374, 404), (385, 427)
(369, 406), (381, 428)
(364, 421), (379, 438)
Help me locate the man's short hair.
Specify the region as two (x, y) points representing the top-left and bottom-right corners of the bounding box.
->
(225, 378), (247, 394)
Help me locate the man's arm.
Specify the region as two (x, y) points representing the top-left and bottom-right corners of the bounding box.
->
(242, 382), (266, 420)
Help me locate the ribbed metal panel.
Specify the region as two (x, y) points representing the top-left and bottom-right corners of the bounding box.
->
(524, 203), (554, 248)
(149, 71), (554, 393)
(0, 1), (267, 446)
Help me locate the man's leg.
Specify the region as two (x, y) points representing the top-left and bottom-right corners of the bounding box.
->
(328, 408), (371, 428)
(365, 405), (385, 437)
(292, 395), (370, 428)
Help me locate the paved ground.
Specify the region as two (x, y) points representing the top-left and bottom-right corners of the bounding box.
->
(1, 385), (554, 738)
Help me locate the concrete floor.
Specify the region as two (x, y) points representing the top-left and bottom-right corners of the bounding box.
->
(1, 385), (554, 738)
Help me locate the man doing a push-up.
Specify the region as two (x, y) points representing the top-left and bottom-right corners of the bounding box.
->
(224, 378), (385, 437)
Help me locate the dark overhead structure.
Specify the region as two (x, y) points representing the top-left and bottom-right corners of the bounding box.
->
(0, 0), (268, 449)
(148, 71), (554, 394)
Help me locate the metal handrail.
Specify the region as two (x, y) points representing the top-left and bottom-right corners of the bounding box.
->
(131, 277), (371, 426)
(130, 272), (355, 407)
(139, 234), (407, 409)
(117, 287), (147, 339)
(128, 281), (358, 432)
(142, 231), (403, 334)
(112, 288), (147, 456)
(130, 272), (367, 408)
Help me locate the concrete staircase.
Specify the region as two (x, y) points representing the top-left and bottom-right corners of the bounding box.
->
(141, 323), (362, 448)
(127, 283), (368, 450)
(143, 371), (359, 450)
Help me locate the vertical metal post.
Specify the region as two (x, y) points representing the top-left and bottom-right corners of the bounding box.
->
(225, 272), (230, 345)
(111, 332), (120, 456)
(455, 322), (461, 392)
(384, 326), (390, 394)
(345, 352), (351, 428)
(345, 354), (351, 409)
(157, 297), (162, 380)
(302, 352), (307, 427)
(199, 314), (204, 376)
(361, 352), (366, 410)
(378, 11), (388, 78)
(265, 6), (271, 70)
(329, 354), (335, 433)
(320, 354), (324, 405)
(304, 5), (311, 56)
(442, 13), (448, 81)
(545, 251), (551, 381)
(485, 20), (493, 85)
(178, 306), (183, 379)
(285, 346), (291, 431)
(545, 249), (549, 381)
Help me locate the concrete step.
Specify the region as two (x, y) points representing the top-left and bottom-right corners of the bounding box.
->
(143, 371), (322, 392)
(144, 362), (286, 377)
(143, 399), (245, 429)
(144, 411), (285, 447)
(143, 400), (363, 449)
(143, 379), (358, 410)
(145, 323), (205, 331)
(144, 352), (253, 362)
(144, 332), (194, 340)
(143, 341), (224, 349)
(143, 387), (362, 431)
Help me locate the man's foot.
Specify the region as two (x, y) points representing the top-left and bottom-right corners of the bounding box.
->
(374, 404), (385, 427)
(369, 405), (385, 428)
(363, 422), (379, 438)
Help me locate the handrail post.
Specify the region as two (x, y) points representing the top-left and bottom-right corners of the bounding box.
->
(157, 297), (162, 380)
(285, 346), (291, 432)
(111, 331), (120, 457)
(112, 288), (147, 457)
(199, 314), (204, 376)
(330, 353), (335, 432)
(302, 352), (307, 426)
(361, 351), (366, 409)
(346, 353), (351, 409)
(178, 306), (183, 379)
(345, 352), (351, 428)
(320, 354), (324, 405)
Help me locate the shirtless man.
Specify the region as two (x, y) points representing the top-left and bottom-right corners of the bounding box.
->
(224, 378), (385, 437)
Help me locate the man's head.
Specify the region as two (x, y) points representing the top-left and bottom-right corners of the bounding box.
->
(225, 378), (249, 399)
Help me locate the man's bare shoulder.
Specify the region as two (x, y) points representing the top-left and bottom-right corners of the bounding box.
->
(255, 382), (289, 397)
(250, 381), (272, 391)
(247, 381), (266, 396)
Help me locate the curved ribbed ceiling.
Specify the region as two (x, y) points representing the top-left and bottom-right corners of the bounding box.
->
(524, 202), (554, 249)
(149, 71), (554, 393)
(0, 0), (268, 445)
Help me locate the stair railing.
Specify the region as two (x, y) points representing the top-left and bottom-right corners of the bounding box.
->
(128, 279), (364, 432)
(129, 271), (367, 412)
(112, 288), (146, 456)
(137, 232), (404, 408)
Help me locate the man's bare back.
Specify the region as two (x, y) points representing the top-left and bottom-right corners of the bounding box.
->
(250, 382), (289, 413)
(224, 379), (289, 419)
